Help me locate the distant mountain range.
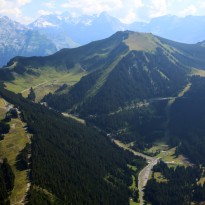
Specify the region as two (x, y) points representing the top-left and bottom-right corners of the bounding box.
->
(130, 15), (205, 44)
(29, 12), (205, 45)
(0, 16), (57, 67)
(29, 12), (124, 46)
(1, 12), (205, 67)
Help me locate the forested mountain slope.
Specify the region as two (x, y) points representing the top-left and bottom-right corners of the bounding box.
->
(43, 31), (205, 115)
(0, 86), (146, 205)
(1, 30), (205, 204)
(2, 31), (205, 115)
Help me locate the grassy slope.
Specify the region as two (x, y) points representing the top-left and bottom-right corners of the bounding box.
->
(153, 172), (168, 183)
(145, 141), (190, 167)
(5, 68), (85, 101)
(130, 200), (139, 205)
(3, 31), (200, 107)
(86, 52), (128, 98)
(3, 31), (205, 102)
(124, 32), (157, 52)
(0, 98), (7, 120)
(0, 98), (30, 204)
(2, 32), (129, 102)
(50, 32), (193, 115)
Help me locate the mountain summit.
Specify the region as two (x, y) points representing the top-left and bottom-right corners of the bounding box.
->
(2, 13), (205, 67)
(43, 31), (195, 114)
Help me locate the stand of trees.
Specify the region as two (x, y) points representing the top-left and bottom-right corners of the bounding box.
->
(144, 161), (205, 205)
(0, 159), (15, 205)
(169, 76), (205, 165)
(27, 87), (36, 102)
(0, 113), (10, 141)
(88, 99), (167, 151)
(0, 86), (147, 205)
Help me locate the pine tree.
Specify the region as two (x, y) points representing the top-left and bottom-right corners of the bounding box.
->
(27, 87), (36, 102)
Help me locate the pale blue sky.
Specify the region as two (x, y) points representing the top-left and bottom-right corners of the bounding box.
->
(1, 0), (205, 24)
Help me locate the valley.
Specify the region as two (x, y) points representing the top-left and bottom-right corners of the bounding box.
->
(113, 139), (158, 205)
(91, 79), (196, 204)
(113, 138), (190, 205)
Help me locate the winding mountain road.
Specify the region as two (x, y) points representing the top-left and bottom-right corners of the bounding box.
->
(21, 81), (48, 94)
(113, 140), (160, 205)
(138, 158), (160, 205)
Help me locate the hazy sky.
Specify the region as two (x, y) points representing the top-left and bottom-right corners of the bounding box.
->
(1, 0), (205, 24)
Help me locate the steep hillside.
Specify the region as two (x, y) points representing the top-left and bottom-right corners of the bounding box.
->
(43, 31), (205, 115)
(0, 31), (129, 100)
(0, 86), (144, 205)
(2, 31), (205, 112)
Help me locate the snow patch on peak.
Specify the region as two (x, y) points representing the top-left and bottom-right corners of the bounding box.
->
(33, 19), (57, 28)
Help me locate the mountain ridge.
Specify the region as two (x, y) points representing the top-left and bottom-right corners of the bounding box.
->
(2, 30), (205, 110)
(41, 31), (205, 115)
(2, 13), (205, 68)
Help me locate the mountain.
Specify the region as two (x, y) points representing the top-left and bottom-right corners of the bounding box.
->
(2, 30), (205, 144)
(130, 15), (205, 44)
(0, 16), (57, 67)
(29, 12), (126, 46)
(2, 30), (205, 130)
(0, 85), (143, 205)
(39, 31), (205, 115)
(2, 13), (205, 68)
(0, 12), (125, 68)
(2, 30), (205, 204)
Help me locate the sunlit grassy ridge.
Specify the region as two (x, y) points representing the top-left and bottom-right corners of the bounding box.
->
(124, 32), (158, 52)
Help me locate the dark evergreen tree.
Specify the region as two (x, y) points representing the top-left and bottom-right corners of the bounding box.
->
(27, 87), (36, 102)
(0, 159), (15, 205)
